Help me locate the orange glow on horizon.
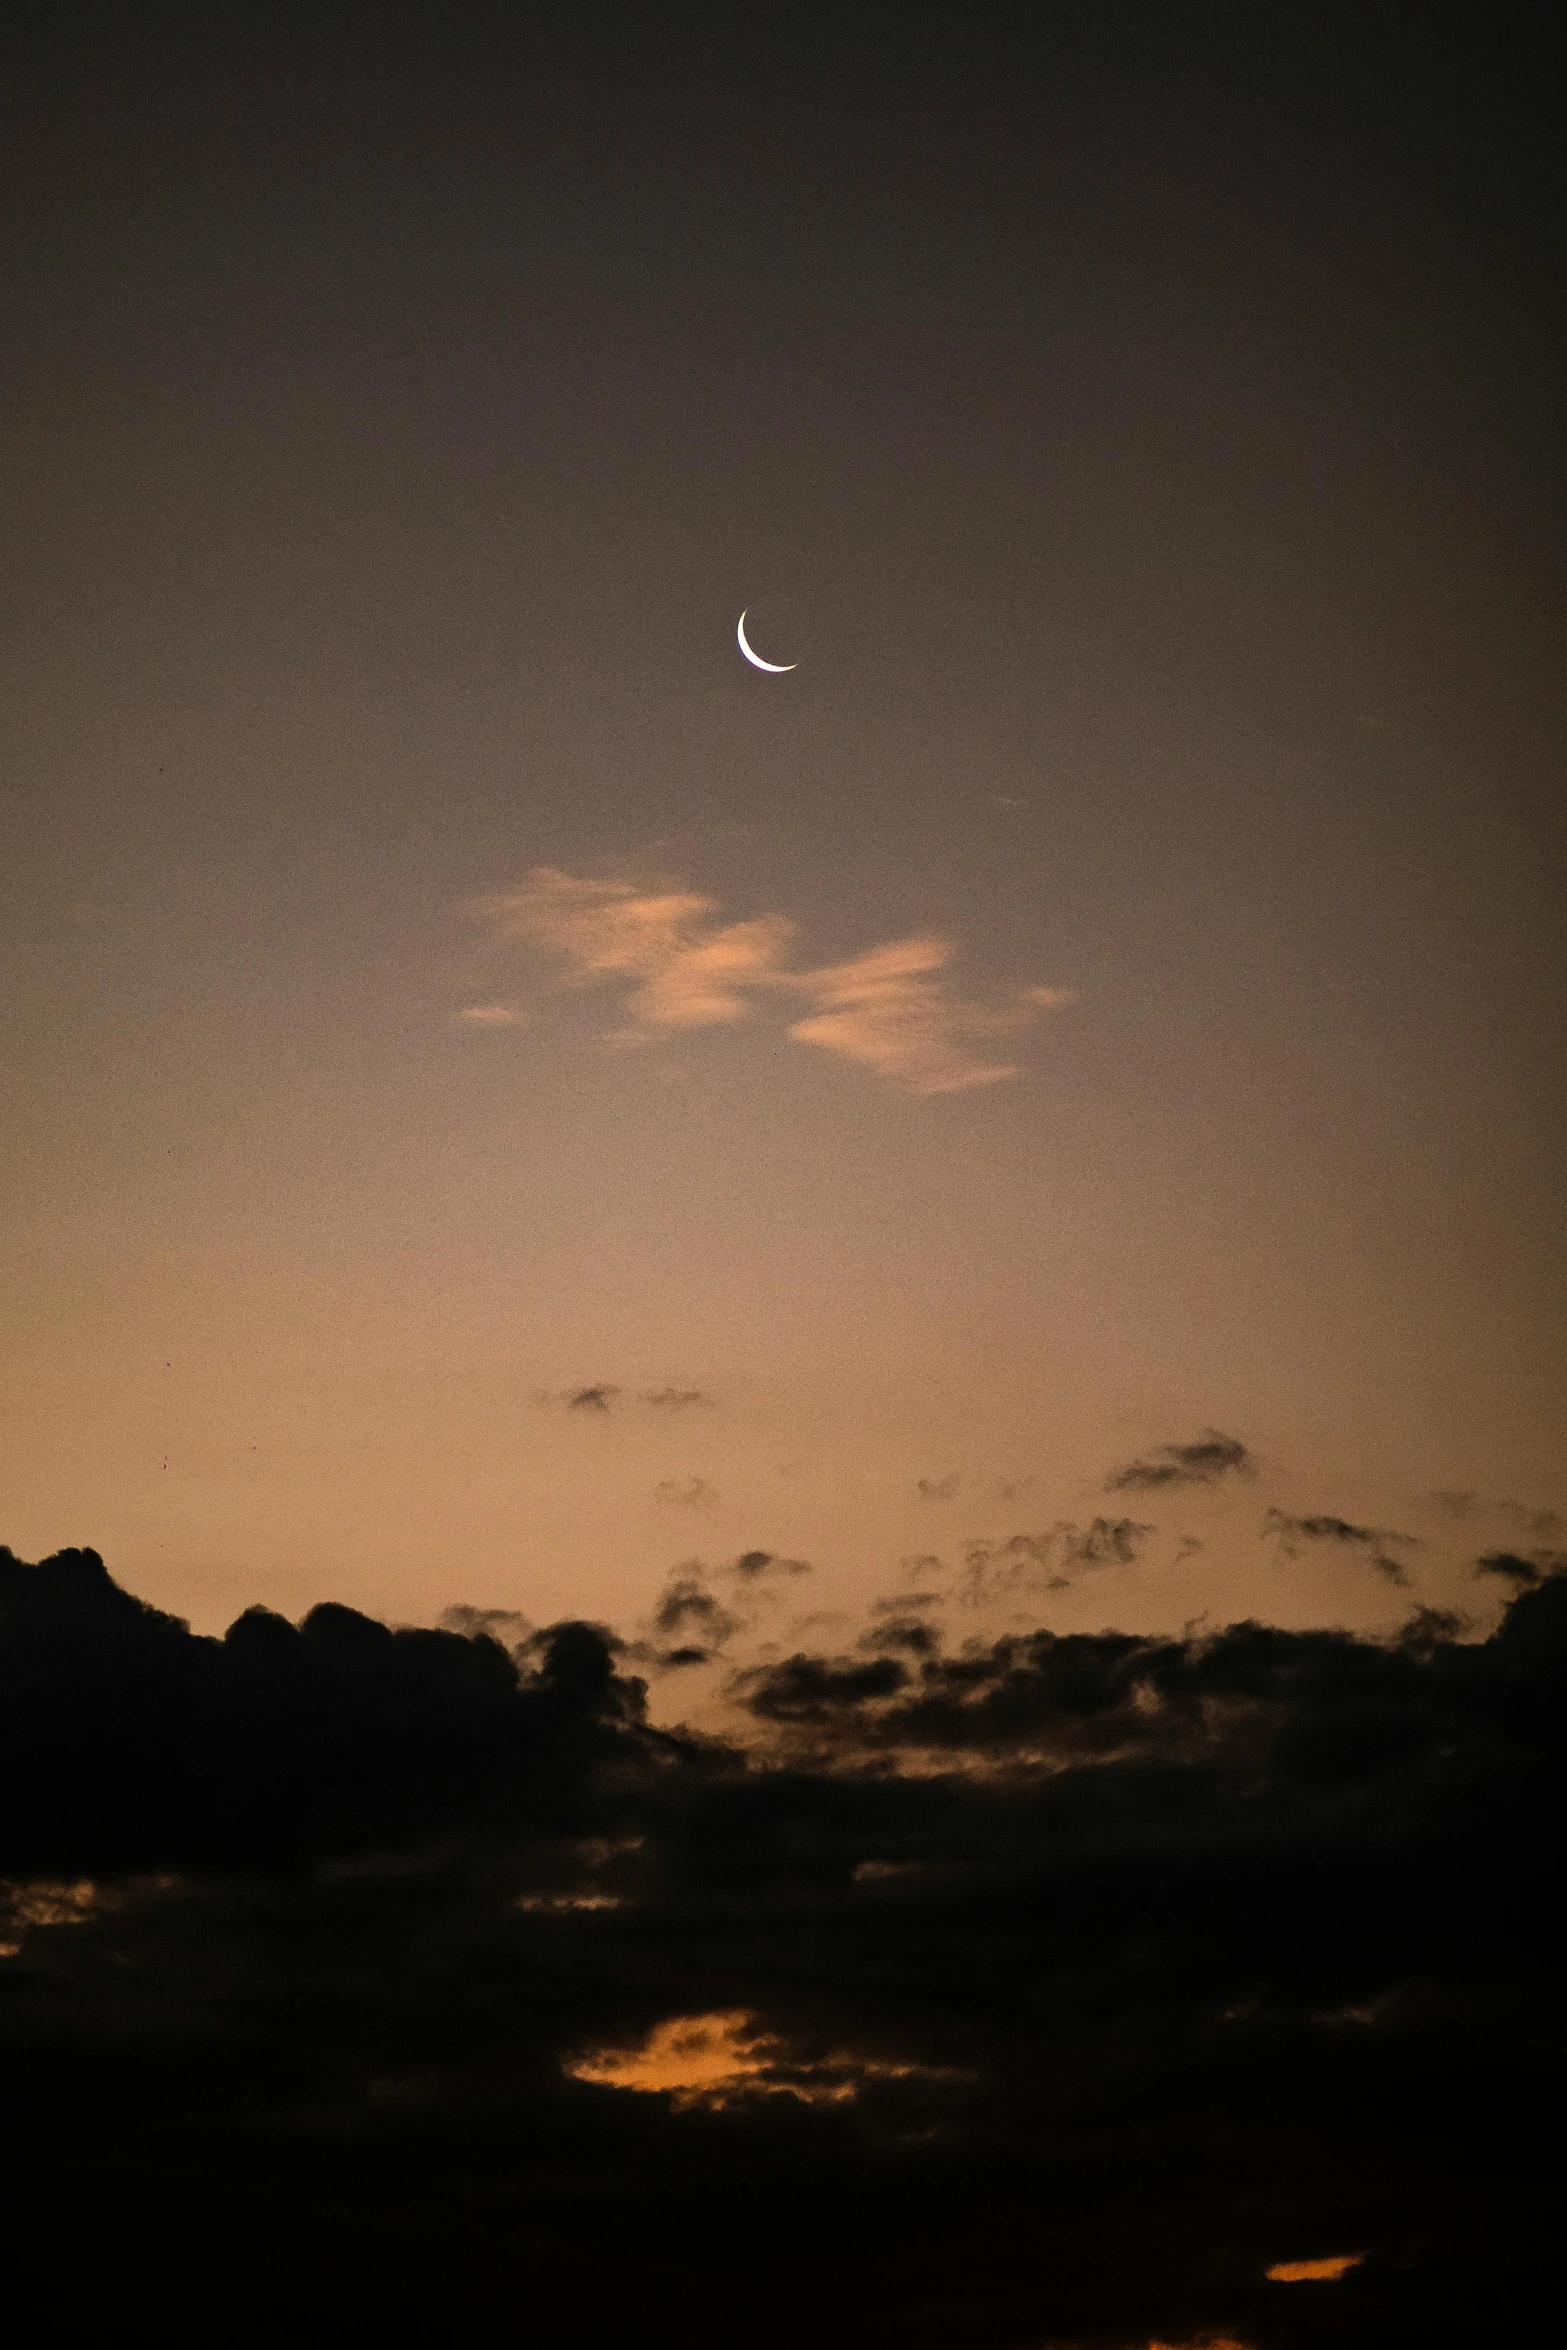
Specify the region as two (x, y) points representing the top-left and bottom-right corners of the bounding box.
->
(1266, 2252), (1362, 2282)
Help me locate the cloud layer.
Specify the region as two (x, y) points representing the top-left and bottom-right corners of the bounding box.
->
(4, 1538), (1560, 2343)
(472, 869), (1072, 1094)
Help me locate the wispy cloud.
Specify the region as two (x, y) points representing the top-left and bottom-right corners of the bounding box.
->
(788, 938), (1071, 1095)
(474, 871), (793, 1036)
(959, 1516), (1154, 1605)
(637, 1552), (812, 1671)
(471, 867), (1072, 1094)
(1474, 1548), (1565, 1589)
(653, 1572), (739, 1653)
(655, 1476), (718, 1509)
(1263, 1509), (1420, 1585)
(731, 1550), (811, 1580)
(536, 1382), (715, 1415)
(568, 1384), (619, 1412)
(1106, 1431), (1255, 1493)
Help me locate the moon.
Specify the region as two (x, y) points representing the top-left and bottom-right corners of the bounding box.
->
(736, 609), (797, 673)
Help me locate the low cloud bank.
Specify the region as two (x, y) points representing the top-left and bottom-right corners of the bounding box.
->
(0, 1545), (666, 1874)
(2, 1540), (1561, 2343)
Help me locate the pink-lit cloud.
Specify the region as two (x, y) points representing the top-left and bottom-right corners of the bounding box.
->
(472, 867), (1073, 1094)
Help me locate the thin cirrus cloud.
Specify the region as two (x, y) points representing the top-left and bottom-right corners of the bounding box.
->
(455, 1003), (524, 1026)
(471, 868), (1074, 1095)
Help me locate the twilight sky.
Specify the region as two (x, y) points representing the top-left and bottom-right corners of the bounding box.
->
(4, 12), (1566, 2346)
(4, 3), (1562, 1663)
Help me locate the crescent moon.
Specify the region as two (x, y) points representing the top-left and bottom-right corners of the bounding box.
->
(736, 609), (797, 673)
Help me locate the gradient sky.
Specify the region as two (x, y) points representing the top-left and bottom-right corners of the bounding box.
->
(4, 4), (1562, 1668)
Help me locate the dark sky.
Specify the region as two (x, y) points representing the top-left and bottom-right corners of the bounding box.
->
(1, 11), (1563, 2336)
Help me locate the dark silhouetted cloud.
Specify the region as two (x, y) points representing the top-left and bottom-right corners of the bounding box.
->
(1064, 1514), (1153, 1567)
(568, 1384), (620, 1411)
(0, 1546), (664, 1876)
(4, 1539), (1562, 2343)
(439, 1603), (532, 1646)
(960, 1529), (1064, 1601)
(1105, 1429), (1255, 1491)
(1267, 1511), (1378, 1545)
(960, 1517), (1152, 1605)
(859, 1609), (941, 1659)
(642, 1387), (712, 1409)
(652, 1571), (739, 1658)
(915, 1475), (959, 1501)
(732, 1651), (909, 1721)
(730, 1550), (811, 1580)
(1264, 1508), (1420, 1583)
(1473, 1549), (1566, 1589)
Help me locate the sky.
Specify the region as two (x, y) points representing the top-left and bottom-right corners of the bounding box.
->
(2, 6), (1564, 2342)
(4, 5), (1563, 1664)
